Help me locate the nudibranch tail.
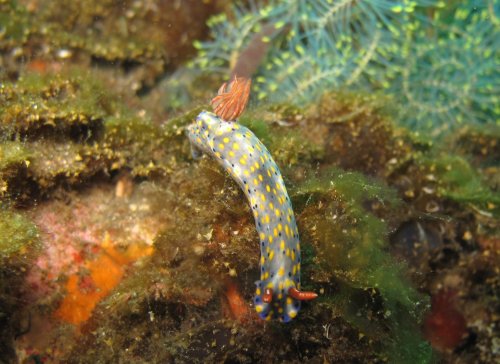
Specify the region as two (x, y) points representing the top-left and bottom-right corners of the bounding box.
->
(187, 78), (316, 322)
(210, 76), (251, 121)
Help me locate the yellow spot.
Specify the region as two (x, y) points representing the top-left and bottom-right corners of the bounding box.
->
(287, 215), (291, 223)
(286, 249), (290, 257)
(278, 307), (283, 313)
(289, 310), (297, 318)
(280, 240), (285, 250)
(196, 137), (201, 144)
(256, 305), (263, 313)
(286, 297), (293, 305)
(269, 202), (274, 210)
(274, 228), (278, 237)
(208, 140), (214, 148)
(285, 225), (290, 236)
(236, 133), (242, 138)
(278, 267), (285, 277)
(215, 152), (221, 158)
(278, 223), (282, 231)
(250, 166), (255, 173)
(229, 151), (235, 157)
(291, 250), (295, 261)
(292, 265), (297, 275)
(267, 170), (272, 177)
(232, 143), (240, 150)
(255, 162), (260, 169)
(253, 211), (258, 218)
(264, 272), (269, 280)
(253, 178), (258, 186)
(260, 194), (266, 202)
(256, 144), (262, 151)
(258, 174), (263, 181)
(260, 156), (265, 164)
(275, 209), (281, 217)
(261, 256), (265, 265)
(269, 251), (274, 260)
(240, 158), (246, 165)
(260, 232), (265, 240)
(244, 170), (250, 177)
(269, 236), (273, 244)
(266, 185), (271, 192)
(279, 282), (284, 290)
(256, 288), (261, 295)
(223, 137), (230, 143)
(264, 215), (270, 224)
(266, 281), (273, 288)
(266, 314), (272, 321)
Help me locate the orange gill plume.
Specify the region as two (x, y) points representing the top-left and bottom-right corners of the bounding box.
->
(210, 76), (251, 121)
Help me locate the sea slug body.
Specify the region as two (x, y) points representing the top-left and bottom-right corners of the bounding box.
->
(187, 78), (316, 322)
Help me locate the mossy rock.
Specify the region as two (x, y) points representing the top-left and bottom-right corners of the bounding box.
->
(0, 209), (39, 263)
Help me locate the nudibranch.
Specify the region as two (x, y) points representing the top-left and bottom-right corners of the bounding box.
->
(187, 77), (317, 322)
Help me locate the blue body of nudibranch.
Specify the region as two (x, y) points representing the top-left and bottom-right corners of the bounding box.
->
(187, 111), (302, 322)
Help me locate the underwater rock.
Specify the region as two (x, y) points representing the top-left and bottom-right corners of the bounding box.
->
(390, 220), (443, 269)
(1, 0), (225, 89)
(0, 68), (189, 204)
(0, 209), (40, 363)
(303, 92), (409, 178)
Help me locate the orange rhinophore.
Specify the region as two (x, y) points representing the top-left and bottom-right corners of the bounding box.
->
(210, 76), (251, 121)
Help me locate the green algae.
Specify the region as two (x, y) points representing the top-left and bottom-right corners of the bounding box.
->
(0, 67), (184, 202)
(294, 169), (432, 363)
(0, 209), (39, 261)
(0, 141), (30, 169)
(424, 155), (500, 218)
(0, 0), (30, 46)
(0, 141), (31, 199)
(0, 69), (108, 137)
